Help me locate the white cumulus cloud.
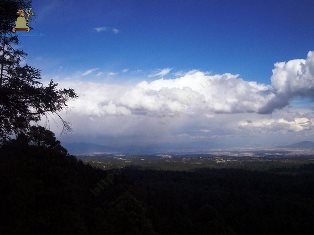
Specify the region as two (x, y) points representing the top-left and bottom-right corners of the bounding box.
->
(62, 51), (314, 118)
(112, 28), (120, 34)
(94, 27), (107, 32)
(51, 51), (314, 149)
(118, 71), (273, 115)
(149, 68), (172, 78)
(81, 68), (99, 76)
(94, 26), (120, 34)
(239, 117), (314, 132)
(260, 51), (314, 113)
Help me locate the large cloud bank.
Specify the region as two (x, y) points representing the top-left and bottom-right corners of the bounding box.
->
(261, 51), (314, 113)
(65, 51), (314, 117)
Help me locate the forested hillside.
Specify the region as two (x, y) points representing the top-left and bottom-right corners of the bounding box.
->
(2, 142), (314, 234)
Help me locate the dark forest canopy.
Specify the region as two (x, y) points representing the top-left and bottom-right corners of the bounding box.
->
(0, 0), (19, 34)
(0, 0), (77, 143)
(2, 145), (314, 235)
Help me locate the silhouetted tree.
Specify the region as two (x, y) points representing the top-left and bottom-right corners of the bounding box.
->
(0, 0), (19, 34)
(0, 0), (77, 143)
(14, 126), (68, 154)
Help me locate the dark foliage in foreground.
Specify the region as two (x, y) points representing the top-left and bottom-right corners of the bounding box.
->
(0, 143), (155, 235)
(0, 0), (19, 34)
(0, 0), (77, 142)
(2, 144), (314, 234)
(123, 166), (314, 235)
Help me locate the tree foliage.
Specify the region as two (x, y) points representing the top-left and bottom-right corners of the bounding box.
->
(0, 0), (19, 34)
(0, 0), (77, 142)
(13, 126), (68, 154)
(2, 147), (314, 234)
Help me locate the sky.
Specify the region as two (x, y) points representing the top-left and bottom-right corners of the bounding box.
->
(16, 0), (314, 152)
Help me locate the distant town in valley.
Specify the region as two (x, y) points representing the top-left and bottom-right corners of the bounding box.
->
(70, 141), (314, 171)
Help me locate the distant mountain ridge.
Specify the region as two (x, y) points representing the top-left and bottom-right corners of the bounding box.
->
(63, 142), (110, 155)
(279, 141), (314, 149)
(62, 142), (166, 155)
(64, 141), (314, 155)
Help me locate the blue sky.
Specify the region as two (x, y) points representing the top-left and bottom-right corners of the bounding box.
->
(21, 0), (314, 83)
(16, 0), (314, 152)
